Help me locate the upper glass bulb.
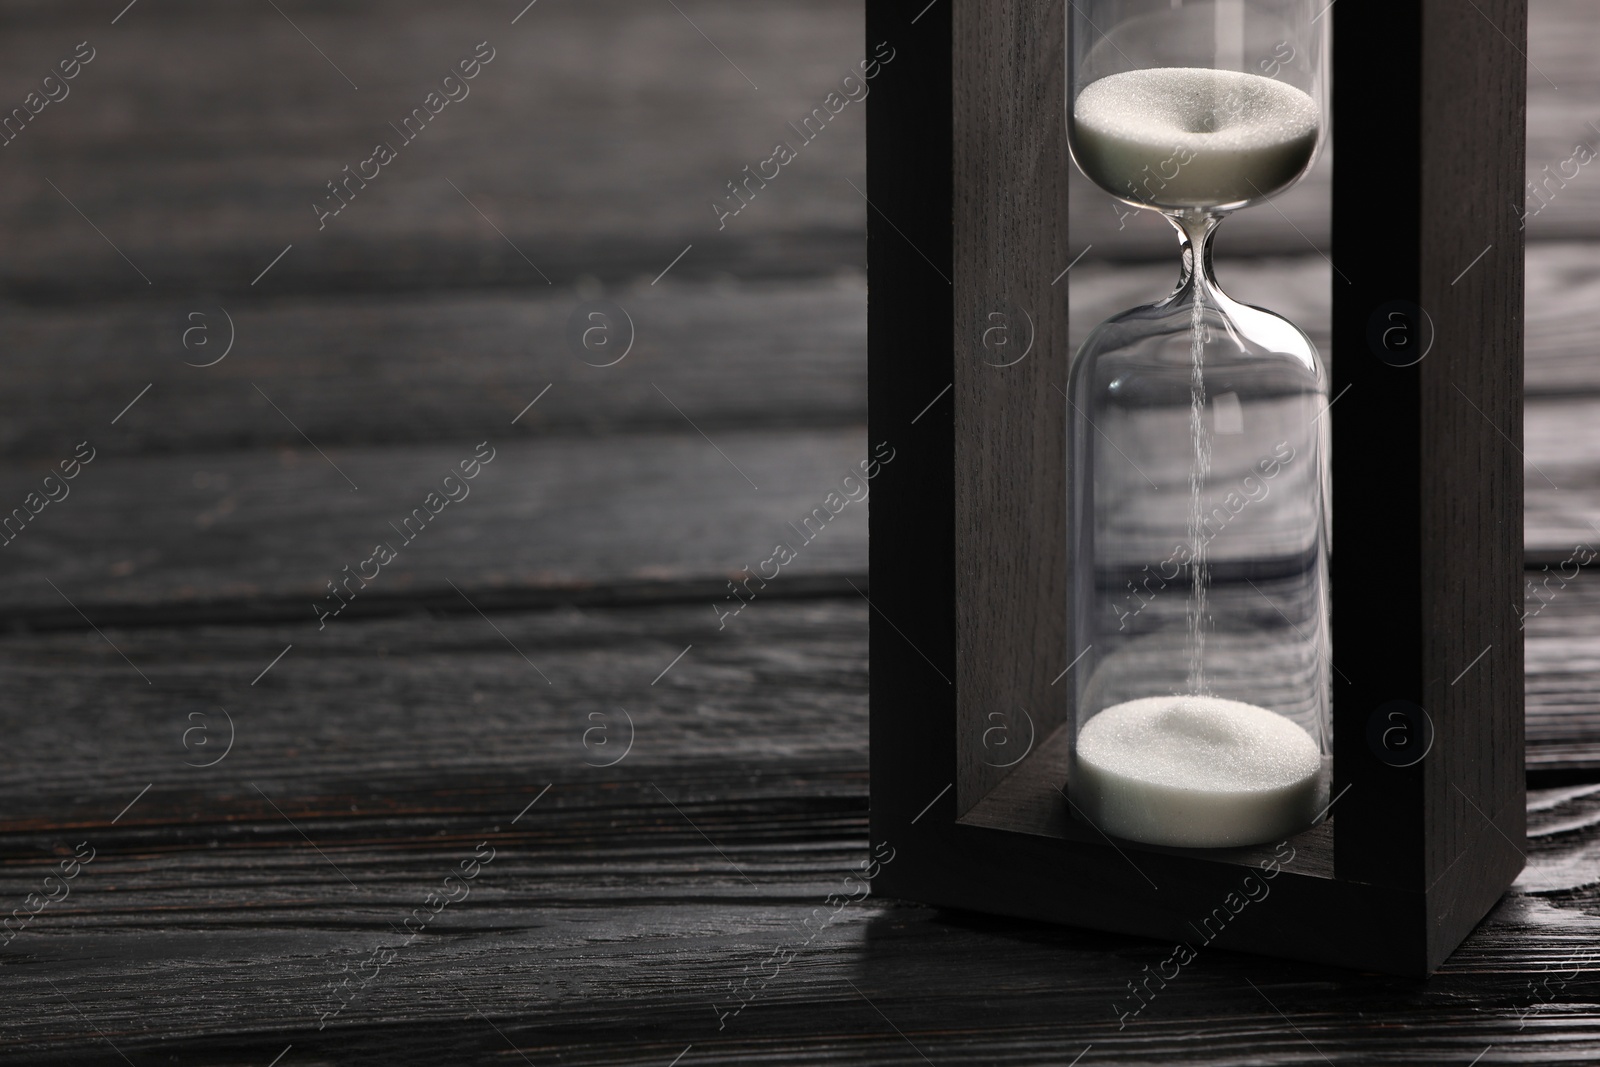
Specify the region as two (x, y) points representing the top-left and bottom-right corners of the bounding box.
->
(1068, 0), (1328, 214)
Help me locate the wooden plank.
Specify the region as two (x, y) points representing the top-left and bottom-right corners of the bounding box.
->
(951, 0), (1068, 810)
(1525, 397), (1600, 556)
(0, 601), (870, 822)
(1524, 572), (1600, 772)
(0, 276), (867, 458)
(0, 428), (870, 624)
(4, 809), (1598, 1065)
(1518, 0), (1600, 243)
(0, 599), (1597, 1060)
(0, 0), (868, 299)
(1522, 243), (1600, 396)
(1327, 0), (1527, 917)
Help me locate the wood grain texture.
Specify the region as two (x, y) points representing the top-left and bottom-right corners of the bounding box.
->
(1328, 0), (1527, 917)
(1523, 573), (1600, 773)
(0, 0), (869, 299)
(1413, 0), (1528, 923)
(4, 795), (1599, 1066)
(4, 799), (1599, 1066)
(1, 599), (1599, 1062)
(0, 276), (867, 459)
(0, 428), (871, 624)
(951, 0), (1068, 810)
(0, 601), (871, 823)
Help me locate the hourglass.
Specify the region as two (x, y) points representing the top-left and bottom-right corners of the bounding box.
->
(1065, 0), (1331, 848)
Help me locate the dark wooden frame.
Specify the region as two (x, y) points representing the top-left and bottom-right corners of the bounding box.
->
(867, 0), (1527, 976)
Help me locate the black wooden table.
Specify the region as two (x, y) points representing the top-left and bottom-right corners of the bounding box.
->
(1, 2), (1597, 1063)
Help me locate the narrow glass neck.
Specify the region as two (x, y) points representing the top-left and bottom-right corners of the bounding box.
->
(1168, 210), (1225, 306)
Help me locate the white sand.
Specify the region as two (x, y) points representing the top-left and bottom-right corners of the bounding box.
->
(1073, 67), (1319, 209)
(1073, 694), (1323, 847)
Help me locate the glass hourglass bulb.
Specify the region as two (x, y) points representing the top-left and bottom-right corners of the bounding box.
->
(1064, 0), (1331, 848)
